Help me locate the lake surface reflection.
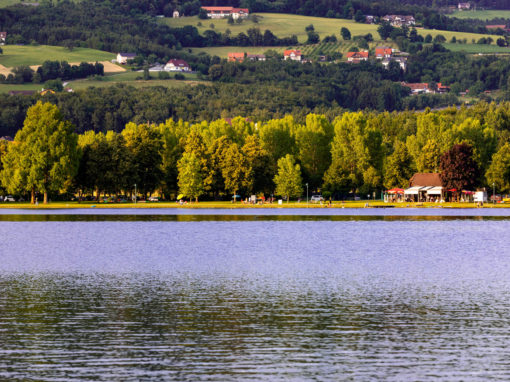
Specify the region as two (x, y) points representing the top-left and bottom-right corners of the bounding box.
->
(1, 210), (510, 380)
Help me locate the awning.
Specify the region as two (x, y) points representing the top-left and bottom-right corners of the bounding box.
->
(387, 188), (404, 195)
(404, 186), (423, 195)
(427, 186), (443, 195)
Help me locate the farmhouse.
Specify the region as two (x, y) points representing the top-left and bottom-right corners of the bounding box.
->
(284, 50), (302, 61)
(201, 6), (249, 19)
(437, 83), (450, 93)
(375, 46), (393, 59)
(346, 51), (369, 63)
(228, 52), (245, 62)
(382, 15), (415, 27)
(401, 82), (433, 94)
(164, 59), (191, 72)
(458, 2), (471, 10)
(0, 32), (6, 45)
(116, 53), (136, 64)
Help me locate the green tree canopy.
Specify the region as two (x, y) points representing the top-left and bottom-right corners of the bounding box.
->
(486, 143), (510, 193)
(274, 154), (303, 202)
(0, 101), (78, 203)
(178, 152), (204, 202)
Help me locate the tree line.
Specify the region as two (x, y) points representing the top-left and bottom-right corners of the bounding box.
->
(0, 61), (104, 84)
(2, 101), (510, 203)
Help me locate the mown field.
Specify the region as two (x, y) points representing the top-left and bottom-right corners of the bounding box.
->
(449, 10), (510, 20)
(443, 42), (510, 53)
(0, 45), (115, 67)
(165, 13), (496, 44)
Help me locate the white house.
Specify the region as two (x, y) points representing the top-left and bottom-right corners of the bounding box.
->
(284, 50), (302, 61)
(117, 53), (137, 64)
(0, 32), (6, 45)
(201, 7), (249, 20)
(173, 10), (180, 18)
(164, 59), (191, 72)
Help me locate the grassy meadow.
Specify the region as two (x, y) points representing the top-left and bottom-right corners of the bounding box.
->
(166, 13), (496, 43)
(449, 10), (510, 20)
(443, 42), (510, 53)
(0, 45), (115, 67)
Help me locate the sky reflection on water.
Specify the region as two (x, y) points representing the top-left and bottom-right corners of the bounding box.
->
(1, 214), (510, 380)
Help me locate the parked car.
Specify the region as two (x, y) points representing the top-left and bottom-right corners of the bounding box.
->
(4, 195), (15, 202)
(148, 196), (159, 202)
(310, 195), (324, 203)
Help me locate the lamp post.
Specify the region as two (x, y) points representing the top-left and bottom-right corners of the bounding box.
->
(493, 182), (495, 204)
(306, 183), (309, 206)
(134, 183), (137, 204)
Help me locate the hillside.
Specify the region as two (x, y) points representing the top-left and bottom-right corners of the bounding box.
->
(165, 13), (496, 45)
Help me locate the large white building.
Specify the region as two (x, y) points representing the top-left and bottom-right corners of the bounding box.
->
(201, 6), (249, 20)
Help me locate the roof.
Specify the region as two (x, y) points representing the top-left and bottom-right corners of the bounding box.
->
(401, 82), (429, 90)
(347, 51), (369, 58)
(228, 52), (245, 59)
(202, 6), (249, 13)
(486, 25), (507, 29)
(375, 47), (392, 55)
(284, 50), (301, 56)
(118, 53), (137, 57)
(166, 59), (190, 67)
(409, 173), (443, 187)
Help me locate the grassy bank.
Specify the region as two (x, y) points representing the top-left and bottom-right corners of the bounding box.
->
(0, 200), (506, 209)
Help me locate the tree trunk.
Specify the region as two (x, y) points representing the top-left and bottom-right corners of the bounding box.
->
(195, 197), (198, 203)
(43, 191), (48, 204)
(31, 188), (35, 204)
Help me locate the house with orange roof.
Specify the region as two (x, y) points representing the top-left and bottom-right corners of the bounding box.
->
(228, 52), (245, 62)
(284, 50), (302, 61)
(401, 82), (433, 94)
(375, 46), (393, 59)
(346, 51), (369, 63)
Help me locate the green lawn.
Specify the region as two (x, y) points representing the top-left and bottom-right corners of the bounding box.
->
(449, 10), (510, 20)
(0, 45), (115, 67)
(443, 42), (510, 53)
(0, 83), (44, 93)
(165, 13), (496, 45)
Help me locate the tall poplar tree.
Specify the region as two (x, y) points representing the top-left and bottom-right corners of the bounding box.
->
(0, 101), (78, 204)
(274, 154), (303, 202)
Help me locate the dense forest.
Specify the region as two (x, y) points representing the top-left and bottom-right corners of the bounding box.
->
(2, 101), (510, 203)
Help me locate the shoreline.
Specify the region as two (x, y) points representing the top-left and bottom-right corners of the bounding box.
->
(0, 201), (507, 209)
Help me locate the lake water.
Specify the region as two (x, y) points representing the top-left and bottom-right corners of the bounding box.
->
(1, 208), (510, 381)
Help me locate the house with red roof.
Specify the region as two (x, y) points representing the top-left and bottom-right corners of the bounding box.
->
(164, 59), (191, 72)
(228, 52), (245, 62)
(284, 50), (302, 61)
(401, 82), (433, 94)
(346, 51), (369, 63)
(375, 46), (393, 59)
(201, 6), (249, 19)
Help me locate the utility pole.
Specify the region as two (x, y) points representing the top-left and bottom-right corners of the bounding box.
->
(306, 183), (309, 206)
(493, 182), (495, 204)
(134, 183), (137, 204)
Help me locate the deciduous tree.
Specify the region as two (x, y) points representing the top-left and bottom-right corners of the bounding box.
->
(274, 154), (302, 202)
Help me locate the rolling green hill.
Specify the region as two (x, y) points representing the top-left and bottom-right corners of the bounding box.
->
(165, 13), (496, 45)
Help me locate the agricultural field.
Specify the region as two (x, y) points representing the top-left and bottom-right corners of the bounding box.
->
(443, 42), (510, 54)
(449, 10), (510, 20)
(0, 45), (115, 67)
(165, 13), (496, 45)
